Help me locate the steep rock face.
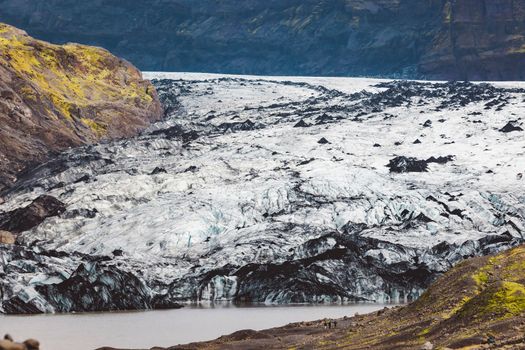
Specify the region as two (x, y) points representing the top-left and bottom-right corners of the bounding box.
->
(0, 23), (163, 192)
(421, 0), (525, 80)
(0, 0), (523, 80)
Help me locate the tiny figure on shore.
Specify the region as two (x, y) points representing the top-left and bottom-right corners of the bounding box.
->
(322, 319), (338, 330)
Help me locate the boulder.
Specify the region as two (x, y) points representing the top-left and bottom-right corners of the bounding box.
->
(0, 230), (15, 244)
(0, 340), (25, 350)
(0, 335), (39, 350)
(294, 120), (311, 128)
(0, 195), (66, 233)
(500, 121), (523, 133)
(23, 340), (39, 350)
(388, 156), (429, 173)
(388, 155), (455, 173)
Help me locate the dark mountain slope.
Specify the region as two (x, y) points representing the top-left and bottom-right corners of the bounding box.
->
(0, 0), (523, 80)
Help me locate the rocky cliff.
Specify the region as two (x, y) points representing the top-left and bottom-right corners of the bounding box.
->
(0, 23), (163, 192)
(421, 0), (525, 80)
(0, 0), (523, 80)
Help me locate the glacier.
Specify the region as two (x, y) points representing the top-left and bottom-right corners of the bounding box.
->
(0, 74), (524, 313)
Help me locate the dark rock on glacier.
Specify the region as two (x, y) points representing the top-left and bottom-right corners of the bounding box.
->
(426, 156), (455, 165)
(188, 231), (522, 305)
(372, 81), (523, 111)
(150, 125), (199, 144)
(112, 249), (124, 257)
(150, 167), (167, 175)
(500, 121), (523, 133)
(388, 157), (429, 173)
(0, 195), (65, 233)
(294, 120), (311, 128)
(388, 156), (455, 173)
(62, 208), (98, 220)
(224, 233), (431, 304)
(219, 119), (257, 132)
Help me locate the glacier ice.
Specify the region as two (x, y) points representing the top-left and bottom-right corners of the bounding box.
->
(0, 74), (524, 313)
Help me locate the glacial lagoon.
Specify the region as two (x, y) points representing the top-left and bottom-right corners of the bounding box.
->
(1, 304), (393, 350)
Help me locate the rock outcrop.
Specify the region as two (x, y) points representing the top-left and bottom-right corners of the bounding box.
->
(0, 23), (163, 192)
(420, 0), (525, 80)
(0, 195), (65, 233)
(0, 0), (523, 80)
(0, 231), (14, 245)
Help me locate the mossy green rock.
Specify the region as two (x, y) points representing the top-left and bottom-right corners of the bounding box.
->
(0, 23), (163, 191)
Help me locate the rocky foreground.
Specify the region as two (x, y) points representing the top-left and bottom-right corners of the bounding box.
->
(0, 334), (39, 350)
(1, 74), (524, 313)
(0, 23), (163, 191)
(103, 245), (525, 350)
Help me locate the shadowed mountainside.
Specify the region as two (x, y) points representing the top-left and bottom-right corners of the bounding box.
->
(0, 23), (163, 192)
(0, 0), (524, 80)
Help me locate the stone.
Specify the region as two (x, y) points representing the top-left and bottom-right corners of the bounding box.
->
(22, 339), (39, 350)
(421, 341), (434, 350)
(0, 340), (25, 350)
(0, 231), (15, 245)
(294, 120), (311, 128)
(0, 195), (66, 233)
(500, 121), (523, 133)
(0, 337), (39, 350)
